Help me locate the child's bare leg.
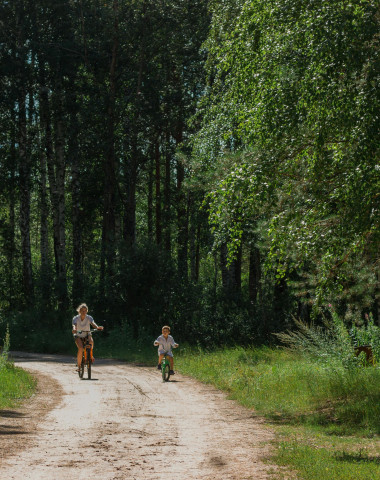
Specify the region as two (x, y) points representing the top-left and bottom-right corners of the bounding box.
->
(158, 354), (164, 364)
(169, 357), (174, 369)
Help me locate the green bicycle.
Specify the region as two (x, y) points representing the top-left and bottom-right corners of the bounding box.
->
(161, 352), (171, 382)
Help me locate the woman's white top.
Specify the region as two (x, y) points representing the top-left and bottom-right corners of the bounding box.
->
(72, 314), (96, 338)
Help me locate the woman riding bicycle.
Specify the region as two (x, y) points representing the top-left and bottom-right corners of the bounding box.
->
(72, 303), (103, 372)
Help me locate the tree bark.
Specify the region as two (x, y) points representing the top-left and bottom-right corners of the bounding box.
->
(123, 154), (137, 246)
(155, 139), (162, 245)
(18, 89), (34, 304)
(147, 147), (154, 241)
(7, 109), (17, 308)
(16, 8), (34, 305)
(38, 81), (52, 304)
(69, 100), (83, 305)
(101, 0), (119, 289)
(189, 198), (197, 283)
(220, 243), (241, 295)
(176, 128), (188, 280)
(46, 86), (68, 309)
(164, 132), (171, 253)
(248, 244), (261, 303)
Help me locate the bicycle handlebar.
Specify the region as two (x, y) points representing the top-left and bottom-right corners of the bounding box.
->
(73, 329), (101, 336)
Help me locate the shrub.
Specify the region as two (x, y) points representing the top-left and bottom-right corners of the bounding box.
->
(275, 310), (379, 369)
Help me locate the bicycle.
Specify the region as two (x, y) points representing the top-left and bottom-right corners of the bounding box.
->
(74, 329), (99, 379)
(161, 352), (172, 382)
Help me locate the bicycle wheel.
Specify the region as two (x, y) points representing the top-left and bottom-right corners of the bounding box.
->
(162, 361), (170, 382)
(86, 347), (92, 379)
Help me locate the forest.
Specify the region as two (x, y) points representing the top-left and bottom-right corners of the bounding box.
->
(0, 0), (379, 349)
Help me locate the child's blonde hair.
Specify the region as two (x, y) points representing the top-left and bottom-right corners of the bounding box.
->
(162, 325), (170, 332)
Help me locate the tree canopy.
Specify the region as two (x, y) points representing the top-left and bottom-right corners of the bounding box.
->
(0, 0), (378, 347)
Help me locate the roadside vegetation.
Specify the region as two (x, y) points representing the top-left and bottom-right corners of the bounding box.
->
(0, 327), (36, 409)
(2, 310), (379, 479)
(174, 313), (380, 480)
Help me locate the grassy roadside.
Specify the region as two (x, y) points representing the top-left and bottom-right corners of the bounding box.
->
(0, 329), (36, 409)
(175, 346), (380, 480)
(0, 363), (36, 409)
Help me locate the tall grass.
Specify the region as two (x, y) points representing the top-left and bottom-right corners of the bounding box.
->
(276, 441), (380, 480)
(176, 346), (380, 434)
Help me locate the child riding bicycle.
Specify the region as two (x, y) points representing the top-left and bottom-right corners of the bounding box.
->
(153, 325), (178, 375)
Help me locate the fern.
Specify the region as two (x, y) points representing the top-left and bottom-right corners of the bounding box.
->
(275, 312), (377, 369)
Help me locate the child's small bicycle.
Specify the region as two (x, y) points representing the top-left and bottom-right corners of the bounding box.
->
(161, 352), (171, 382)
(75, 329), (99, 379)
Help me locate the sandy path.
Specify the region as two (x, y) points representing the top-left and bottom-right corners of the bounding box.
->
(0, 353), (275, 480)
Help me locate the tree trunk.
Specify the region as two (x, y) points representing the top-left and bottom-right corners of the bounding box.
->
(147, 147), (154, 241)
(46, 87), (68, 309)
(189, 197), (197, 283)
(8, 109), (17, 308)
(38, 86), (51, 304)
(123, 154), (137, 247)
(155, 139), (161, 245)
(69, 102), (83, 305)
(195, 224), (201, 282)
(176, 128), (188, 280)
(220, 243), (241, 295)
(15, 5), (34, 305)
(18, 90), (34, 304)
(248, 244), (261, 303)
(101, 0), (119, 290)
(164, 132), (171, 253)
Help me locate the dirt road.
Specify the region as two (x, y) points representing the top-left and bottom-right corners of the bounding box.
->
(0, 353), (275, 480)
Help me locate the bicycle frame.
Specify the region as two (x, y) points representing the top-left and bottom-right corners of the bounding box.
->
(161, 352), (171, 382)
(75, 329), (97, 379)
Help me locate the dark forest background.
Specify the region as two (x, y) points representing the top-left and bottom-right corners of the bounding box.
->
(0, 0), (379, 349)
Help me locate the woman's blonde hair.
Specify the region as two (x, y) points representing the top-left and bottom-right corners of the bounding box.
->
(76, 303), (89, 313)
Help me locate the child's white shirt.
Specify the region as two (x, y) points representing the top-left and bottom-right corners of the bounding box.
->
(154, 334), (176, 354)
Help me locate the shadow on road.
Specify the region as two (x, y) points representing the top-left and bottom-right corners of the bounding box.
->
(0, 410), (26, 419)
(9, 352), (141, 368)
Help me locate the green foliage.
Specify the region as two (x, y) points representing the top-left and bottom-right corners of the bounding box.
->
(275, 309), (380, 368)
(95, 322), (157, 365)
(350, 313), (380, 363)
(192, 0), (380, 306)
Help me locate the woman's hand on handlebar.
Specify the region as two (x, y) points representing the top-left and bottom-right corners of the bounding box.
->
(97, 326), (104, 331)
